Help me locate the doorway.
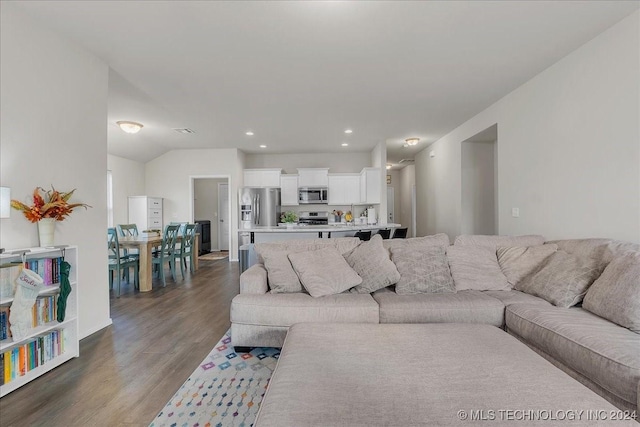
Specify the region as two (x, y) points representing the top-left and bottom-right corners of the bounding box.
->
(386, 187), (395, 223)
(461, 124), (498, 235)
(192, 177), (230, 254)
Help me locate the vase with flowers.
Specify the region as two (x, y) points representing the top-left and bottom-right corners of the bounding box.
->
(11, 187), (91, 247)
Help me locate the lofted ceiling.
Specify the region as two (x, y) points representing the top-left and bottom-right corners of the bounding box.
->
(15, 1), (639, 164)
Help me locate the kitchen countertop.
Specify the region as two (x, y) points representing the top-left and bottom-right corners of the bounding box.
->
(238, 223), (402, 233)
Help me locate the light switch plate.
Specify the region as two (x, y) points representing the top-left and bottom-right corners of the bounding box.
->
(511, 208), (520, 218)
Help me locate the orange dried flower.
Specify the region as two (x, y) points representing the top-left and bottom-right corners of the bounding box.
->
(11, 186), (91, 223)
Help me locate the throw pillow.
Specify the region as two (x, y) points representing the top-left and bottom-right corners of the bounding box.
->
(453, 234), (545, 249)
(515, 250), (603, 308)
(583, 252), (640, 333)
(344, 235), (401, 294)
(446, 246), (510, 291)
(261, 250), (304, 293)
(288, 247), (362, 298)
(391, 245), (455, 295)
(497, 244), (558, 287)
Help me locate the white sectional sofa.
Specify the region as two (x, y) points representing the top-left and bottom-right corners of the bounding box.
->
(230, 234), (640, 412)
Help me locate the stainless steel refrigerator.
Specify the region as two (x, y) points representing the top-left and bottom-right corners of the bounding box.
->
(239, 187), (281, 230)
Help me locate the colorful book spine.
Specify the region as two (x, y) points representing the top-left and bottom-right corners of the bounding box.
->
(0, 330), (64, 384)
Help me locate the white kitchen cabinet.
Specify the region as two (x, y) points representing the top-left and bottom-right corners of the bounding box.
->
(280, 174), (299, 206)
(297, 168), (329, 187)
(243, 169), (282, 187)
(360, 168), (381, 204)
(328, 174), (360, 205)
(128, 196), (163, 231)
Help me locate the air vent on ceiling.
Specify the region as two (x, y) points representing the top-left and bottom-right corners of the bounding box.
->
(173, 128), (195, 134)
(398, 158), (415, 164)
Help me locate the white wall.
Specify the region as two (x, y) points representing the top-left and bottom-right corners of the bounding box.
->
(461, 141), (496, 235)
(386, 170), (402, 223)
(145, 148), (245, 260)
(0, 3), (111, 338)
(245, 152), (371, 174)
(371, 142), (387, 224)
(194, 178), (227, 250)
(107, 154), (145, 226)
(399, 165), (416, 237)
(416, 11), (640, 243)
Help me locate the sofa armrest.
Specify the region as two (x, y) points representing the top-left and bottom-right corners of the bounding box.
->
(240, 264), (269, 294)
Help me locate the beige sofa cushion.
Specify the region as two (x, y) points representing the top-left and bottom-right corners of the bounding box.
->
(230, 293), (379, 327)
(255, 237), (361, 263)
(583, 252), (640, 333)
(483, 290), (551, 307)
(373, 290), (504, 326)
(454, 234), (545, 249)
(345, 235), (400, 294)
(289, 247), (362, 297)
(382, 233), (450, 255)
(549, 238), (640, 269)
(506, 304), (640, 408)
(446, 246), (510, 291)
(261, 250), (304, 293)
(515, 251), (603, 307)
(391, 245), (455, 295)
(497, 244), (558, 287)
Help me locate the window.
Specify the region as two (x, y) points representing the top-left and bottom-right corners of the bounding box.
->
(107, 170), (113, 227)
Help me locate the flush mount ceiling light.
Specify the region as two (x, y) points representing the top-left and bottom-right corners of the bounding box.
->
(117, 121), (143, 134)
(405, 138), (420, 146)
(246, 131), (254, 136)
(344, 129), (353, 134)
(341, 143), (349, 147)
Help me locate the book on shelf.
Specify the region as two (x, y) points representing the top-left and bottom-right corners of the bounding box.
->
(23, 257), (62, 286)
(0, 329), (64, 385)
(0, 263), (22, 299)
(0, 306), (11, 340)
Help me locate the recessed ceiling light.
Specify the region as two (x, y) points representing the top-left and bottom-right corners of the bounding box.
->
(117, 121), (143, 134)
(344, 129), (353, 134)
(259, 144), (267, 148)
(386, 164), (392, 170)
(246, 131), (254, 136)
(341, 143), (349, 147)
(405, 137), (420, 146)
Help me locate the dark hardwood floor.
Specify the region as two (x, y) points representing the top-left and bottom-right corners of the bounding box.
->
(0, 259), (240, 427)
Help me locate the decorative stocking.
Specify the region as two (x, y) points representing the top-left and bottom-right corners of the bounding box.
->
(9, 268), (44, 340)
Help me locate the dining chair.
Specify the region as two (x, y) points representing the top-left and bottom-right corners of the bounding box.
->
(152, 224), (180, 286)
(117, 224), (140, 283)
(392, 227), (408, 239)
(179, 224), (198, 275)
(108, 228), (139, 297)
(354, 230), (372, 241)
(377, 229), (391, 239)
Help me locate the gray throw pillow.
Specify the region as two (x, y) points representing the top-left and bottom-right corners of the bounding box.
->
(446, 246), (510, 291)
(515, 250), (603, 308)
(497, 244), (558, 287)
(288, 247), (362, 298)
(261, 250), (304, 293)
(583, 252), (640, 333)
(391, 245), (455, 295)
(345, 235), (401, 294)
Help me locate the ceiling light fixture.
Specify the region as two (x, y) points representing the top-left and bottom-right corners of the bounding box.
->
(386, 164), (392, 170)
(344, 129), (353, 134)
(246, 131), (254, 136)
(341, 143), (349, 147)
(117, 121), (144, 134)
(259, 144), (267, 148)
(405, 138), (420, 146)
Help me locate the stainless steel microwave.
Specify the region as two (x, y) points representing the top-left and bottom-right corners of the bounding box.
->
(298, 187), (328, 204)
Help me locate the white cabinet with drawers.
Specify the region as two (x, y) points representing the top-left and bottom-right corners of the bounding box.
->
(128, 196), (163, 231)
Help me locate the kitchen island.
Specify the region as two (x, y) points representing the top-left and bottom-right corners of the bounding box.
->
(238, 223), (403, 244)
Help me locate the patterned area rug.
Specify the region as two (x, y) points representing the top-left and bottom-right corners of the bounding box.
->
(199, 251), (229, 261)
(150, 331), (279, 427)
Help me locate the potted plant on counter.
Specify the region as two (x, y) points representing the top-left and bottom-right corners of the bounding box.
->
(280, 211), (298, 228)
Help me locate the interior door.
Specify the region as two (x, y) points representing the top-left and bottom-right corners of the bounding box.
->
(387, 186), (395, 223)
(218, 183), (230, 251)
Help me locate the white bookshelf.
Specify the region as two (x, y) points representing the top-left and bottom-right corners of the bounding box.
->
(0, 245), (79, 397)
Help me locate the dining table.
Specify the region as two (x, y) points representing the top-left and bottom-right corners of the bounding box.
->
(119, 233), (199, 292)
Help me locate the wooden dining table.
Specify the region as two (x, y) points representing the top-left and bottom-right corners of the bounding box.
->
(119, 234), (199, 292)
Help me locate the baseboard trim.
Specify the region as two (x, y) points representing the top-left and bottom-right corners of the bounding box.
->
(80, 318), (113, 340)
